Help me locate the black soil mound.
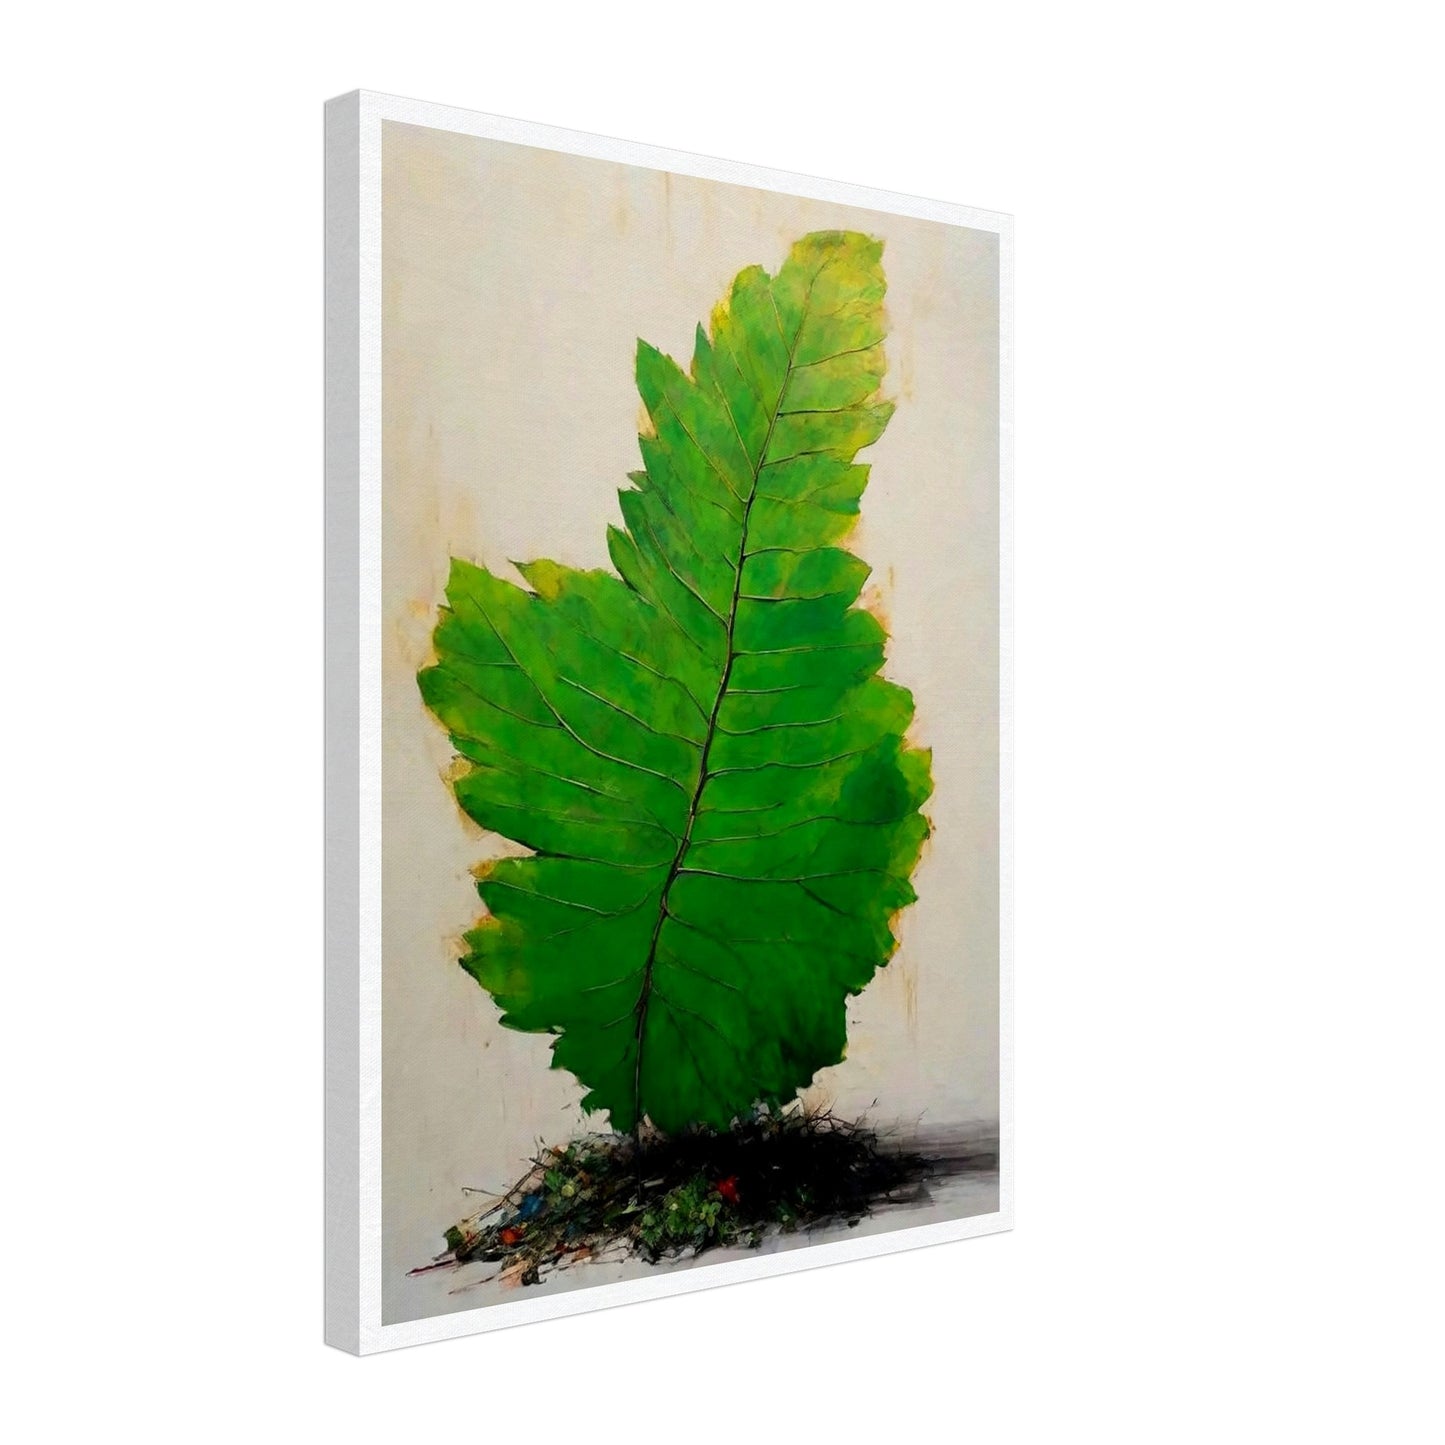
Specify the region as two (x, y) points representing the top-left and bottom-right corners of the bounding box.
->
(414, 1111), (938, 1288)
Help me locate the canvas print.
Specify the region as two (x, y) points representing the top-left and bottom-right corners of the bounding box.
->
(331, 99), (1008, 1346)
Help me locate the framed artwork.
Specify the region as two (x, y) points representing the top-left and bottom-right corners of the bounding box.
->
(326, 89), (1013, 1354)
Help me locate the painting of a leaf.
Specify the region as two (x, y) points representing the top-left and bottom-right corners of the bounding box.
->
(418, 229), (933, 1135)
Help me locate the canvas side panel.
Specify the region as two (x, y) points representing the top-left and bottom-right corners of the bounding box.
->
(324, 90), (362, 1356)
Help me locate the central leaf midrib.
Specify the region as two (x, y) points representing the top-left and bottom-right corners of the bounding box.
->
(628, 298), (807, 1127)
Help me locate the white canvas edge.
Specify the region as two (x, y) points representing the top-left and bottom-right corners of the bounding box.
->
(325, 88), (1015, 1356)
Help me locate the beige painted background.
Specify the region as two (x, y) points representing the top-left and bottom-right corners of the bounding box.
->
(381, 121), (999, 1322)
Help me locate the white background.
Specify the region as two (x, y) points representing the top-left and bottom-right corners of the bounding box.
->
(4, 3), (1441, 1439)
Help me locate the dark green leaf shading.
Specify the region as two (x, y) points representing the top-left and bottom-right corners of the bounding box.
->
(419, 230), (933, 1134)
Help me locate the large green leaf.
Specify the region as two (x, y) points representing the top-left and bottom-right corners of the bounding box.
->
(419, 230), (932, 1134)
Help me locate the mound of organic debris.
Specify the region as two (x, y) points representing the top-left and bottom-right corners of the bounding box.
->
(414, 1110), (935, 1289)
